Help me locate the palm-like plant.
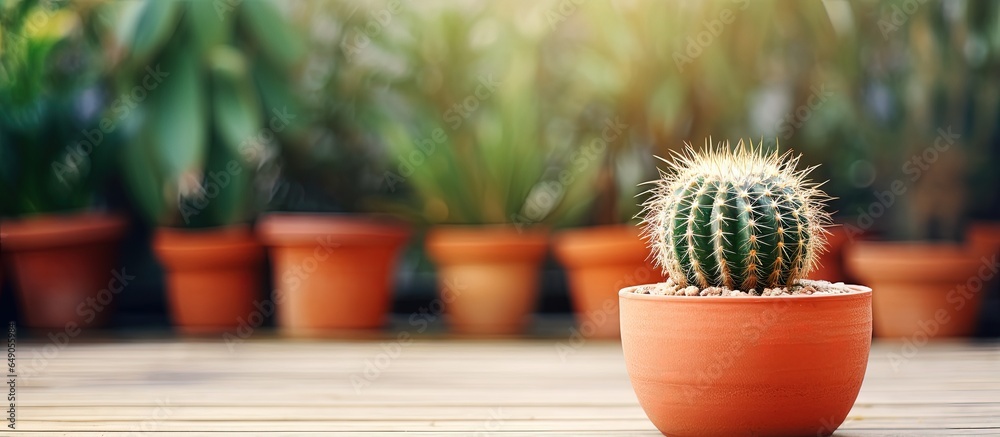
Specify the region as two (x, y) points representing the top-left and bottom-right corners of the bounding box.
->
(366, 0), (601, 226)
(110, 0), (305, 228)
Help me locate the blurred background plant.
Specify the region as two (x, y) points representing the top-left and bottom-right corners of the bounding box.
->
(0, 0), (119, 216)
(830, 0), (1000, 241)
(107, 0), (306, 228)
(544, 0), (880, 226)
(356, 0), (602, 227)
(274, 0), (401, 213)
(2, 0), (999, 333)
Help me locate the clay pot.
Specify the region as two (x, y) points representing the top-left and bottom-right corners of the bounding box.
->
(426, 226), (548, 335)
(967, 222), (1000, 255)
(553, 225), (662, 339)
(0, 213), (127, 329)
(808, 226), (853, 283)
(153, 226), (264, 334)
(846, 242), (986, 338)
(258, 214), (410, 335)
(619, 285), (872, 437)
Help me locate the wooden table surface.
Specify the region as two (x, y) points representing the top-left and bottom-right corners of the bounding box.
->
(11, 337), (1000, 436)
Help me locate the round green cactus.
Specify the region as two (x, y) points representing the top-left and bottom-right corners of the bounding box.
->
(641, 140), (831, 291)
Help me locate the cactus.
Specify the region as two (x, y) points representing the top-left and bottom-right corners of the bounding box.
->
(641, 139), (831, 291)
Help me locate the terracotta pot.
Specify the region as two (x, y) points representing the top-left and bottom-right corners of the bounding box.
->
(619, 285), (872, 437)
(808, 226), (853, 283)
(553, 225), (662, 339)
(846, 242), (986, 338)
(153, 226), (263, 334)
(967, 222), (1000, 255)
(0, 213), (127, 329)
(258, 214), (410, 335)
(426, 226), (548, 335)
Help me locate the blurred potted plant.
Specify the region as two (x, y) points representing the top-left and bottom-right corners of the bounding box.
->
(843, 1), (1000, 338)
(621, 142), (871, 437)
(0, 0), (127, 329)
(256, 0), (411, 335)
(371, 2), (599, 335)
(110, 0), (303, 333)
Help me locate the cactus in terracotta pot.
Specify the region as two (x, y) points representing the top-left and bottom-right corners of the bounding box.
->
(621, 139), (871, 437)
(641, 139), (831, 291)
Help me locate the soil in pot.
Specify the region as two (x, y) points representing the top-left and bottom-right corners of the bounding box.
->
(257, 214), (410, 335)
(426, 226), (548, 336)
(0, 213), (127, 329)
(846, 242), (986, 338)
(619, 281), (872, 437)
(553, 225), (662, 339)
(154, 226), (264, 334)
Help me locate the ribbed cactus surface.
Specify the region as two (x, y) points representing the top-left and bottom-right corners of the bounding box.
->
(642, 140), (830, 290)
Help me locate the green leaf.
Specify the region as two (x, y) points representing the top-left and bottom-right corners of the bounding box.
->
(189, 0), (229, 54)
(146, 49), (206, 184)
(252, 58), (305, 136)
(203, 141), (251, 226)
(121, 116), (171, 225)
(239, 0), (305, 68)
(123, 0), (180, 64)
(212, 65), (262, 169)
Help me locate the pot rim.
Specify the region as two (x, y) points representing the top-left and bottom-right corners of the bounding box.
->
(154, 225), (258, 251)
(846, 241), (988, 279)
(426, 225), (549, 248)
(848, 240), (969, 253)
(257, 212), (410, 246)
(619, 282), (872, 302)
(0, 212), (127, 250)
(552, 225), (651, 267)
(154, 225), (263, 268)
(426, 225), (549, 263)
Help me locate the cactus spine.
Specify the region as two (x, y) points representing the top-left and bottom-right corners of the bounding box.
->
(641, 139), (830, 291)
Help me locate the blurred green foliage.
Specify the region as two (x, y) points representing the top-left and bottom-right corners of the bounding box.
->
(109, 0), (305, 228)
(370, 1), (602, 226)
(0, 0), (118, 216)
(284, 1), (602, 226)
(2, 0), (998, 237)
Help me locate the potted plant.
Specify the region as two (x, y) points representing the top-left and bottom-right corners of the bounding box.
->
(842, 1), (1000, 339)
(0, 1), (127, 329)
(620, 141), (871, 436)
(249, 2), (412, 335)
(111, 0), (303, 333)
(374, 2), (599, 335)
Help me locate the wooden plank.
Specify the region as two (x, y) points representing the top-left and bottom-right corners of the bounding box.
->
(7, 339), (999, 434)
